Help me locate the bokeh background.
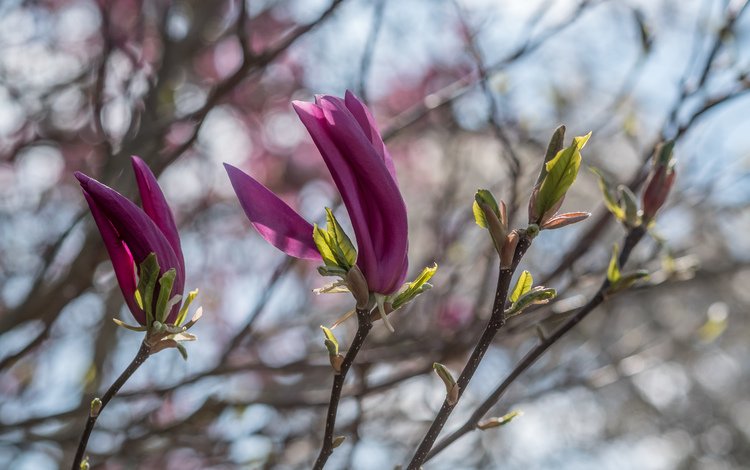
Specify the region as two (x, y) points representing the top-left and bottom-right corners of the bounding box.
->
(1, 0), (750, 468)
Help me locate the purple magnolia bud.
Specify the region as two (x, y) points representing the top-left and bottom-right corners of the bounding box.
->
(76, 157), (184, 325)
(226, 91), (409, 295)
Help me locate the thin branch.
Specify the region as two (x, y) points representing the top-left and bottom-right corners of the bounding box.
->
(71, 341), (151, 470)
(405, 235), (533, 469)
(425, 226), (647, 462)
(313, 307), (373, 469)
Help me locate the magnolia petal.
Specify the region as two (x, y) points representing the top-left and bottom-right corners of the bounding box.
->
(224, 163), (321, 260)
(82, 191), (143, 324)
(343, 90), (397, 182)
(295, 96), (409, 294)
(131, 156), (185, 277)
(76, 172), (182, 323)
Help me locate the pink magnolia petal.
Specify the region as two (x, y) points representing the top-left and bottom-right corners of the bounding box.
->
(82, 191), (144, 325)
(343, 90), (397, 183)
(76, 171), (183, 322)
(224, 163), (321, 260)
(131, 156), (185, 280)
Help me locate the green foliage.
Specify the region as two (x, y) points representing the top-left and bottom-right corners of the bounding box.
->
(535, 132), (591, 219)
(136, 253), (160, 326)
(155, 268), (177, 323)
(590, 167), (625, 221)
(175, 289), (199, 327)
(535, 125), (567, 186)
(391, 263), (438, 310)
(607, 244), (621, 283)
(313, 208), (357, 271)
(473, 189), (500, 229)
(511, 271), (533, 303)
(320, 326), (339, 356)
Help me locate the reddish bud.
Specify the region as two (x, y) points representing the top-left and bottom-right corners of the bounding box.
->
(642, 142), (676, 221)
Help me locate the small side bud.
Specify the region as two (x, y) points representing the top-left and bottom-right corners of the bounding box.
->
(90, 398), (102, 418)
(433, 362), (459, 406)
(346, 265), (370, 309)
(332, 436), (346, 448)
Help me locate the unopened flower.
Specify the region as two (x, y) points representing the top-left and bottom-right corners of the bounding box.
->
(76, 157), (185, 325)
(225, 91), (409, 296)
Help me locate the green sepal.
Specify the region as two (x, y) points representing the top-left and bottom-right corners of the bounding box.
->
(391, 263), (438, 310)
(535, 132), (591, 219)
(590, 167), (625, 221)
(112, 318), (148, 332)
(154, 268), (177, 323)
(607, 244), (621, 283)
(473, 189), (500, 229)
(320, 326), (339, 356)
(136, 253), (160, 327)
(510, 270), (533, 303)
(175, 289), (199, 327)
(313, 208), (357, 271)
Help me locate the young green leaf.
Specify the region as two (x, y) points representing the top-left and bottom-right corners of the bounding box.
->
(506, 287), (556, 317)
(433, 362), (459, 405)
(534, 132), (591, 220)
(112, 318), (148, 332)
(325, 208), (357, 269)
(391, 263), (438, 310)
(607, 244), (621, 284)
(154, 268), (177, 323)
(321, 326), (339, 356)
(313, 224), (339, 268)
(511, 270), (533, 303)
(618, 184), (640, 227)
(175, 289), (199, 327)
(136, 253), (161, 326)
(535, 125), (567, 186)
(473, 189), (500, 229)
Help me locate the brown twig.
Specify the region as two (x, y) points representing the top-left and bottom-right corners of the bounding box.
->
(71, 341), (151, 470)
(313, 307), (374, 469)
(406, 235), (532, 469)
(424, 226), (646, 462)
